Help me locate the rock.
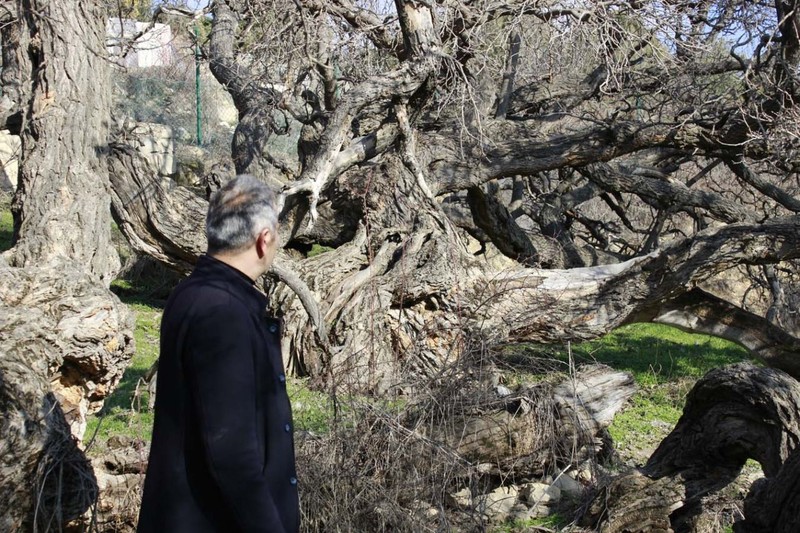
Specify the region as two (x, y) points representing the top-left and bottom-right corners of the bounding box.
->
(552, 473), (585, 499)
(575, 461), (595, 483)
(520, 482), (561, 506)
(410, 499), (440, 520)
(129, 122), (176, 176)
(175, 145), (208, 186)
(447, 487), (473, 510)
(476, 462), (494, 474)
(495, 384), (512, 397)
(479, 485), (519, 524)
(175, 126), (192, 143)
(509, 505), (554, 522)
(509, 502), (533, 521)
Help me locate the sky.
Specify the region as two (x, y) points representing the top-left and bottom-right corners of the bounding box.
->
(185, 0), (209, 9)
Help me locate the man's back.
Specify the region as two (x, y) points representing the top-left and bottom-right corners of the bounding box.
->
(138, 255), (298, 533)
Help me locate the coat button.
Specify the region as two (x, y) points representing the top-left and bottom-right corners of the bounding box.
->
(278, 374), (286, 383)
(290, 477), (297, 486)
(284, 423), (291, 432)
(268, 323), (278, 334)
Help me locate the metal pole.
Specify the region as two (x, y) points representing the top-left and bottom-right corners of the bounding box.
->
(194, 24), (202, 146)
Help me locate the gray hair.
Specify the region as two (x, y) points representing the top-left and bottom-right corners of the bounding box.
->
(205, 174), (278, 254)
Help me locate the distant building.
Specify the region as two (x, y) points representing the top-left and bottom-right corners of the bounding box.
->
(107, 18), (175, 69)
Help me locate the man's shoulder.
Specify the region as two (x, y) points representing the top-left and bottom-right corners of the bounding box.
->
(166, 276), (253, 320)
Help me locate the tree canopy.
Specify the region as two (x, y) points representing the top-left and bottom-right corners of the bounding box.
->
(103, 0), (800, 387)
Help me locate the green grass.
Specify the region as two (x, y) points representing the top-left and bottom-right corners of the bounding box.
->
(308, 243), (334, 257)
(606, 387), (685, 457)
(0, 196), (13, 252)
(578, 324), (749, 458)
(569, 324), (750, 457)
(570, 323), (751, 386)
(288, 377), (336, 434)
(89, 307), (754, 460)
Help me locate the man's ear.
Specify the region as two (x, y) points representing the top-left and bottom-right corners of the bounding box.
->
(256, 228), (271, 258)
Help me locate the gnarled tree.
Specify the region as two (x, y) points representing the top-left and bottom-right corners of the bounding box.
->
(105, 4), (800, 526)
(0, 0), (790, 529)
(110, 0), (800, 390)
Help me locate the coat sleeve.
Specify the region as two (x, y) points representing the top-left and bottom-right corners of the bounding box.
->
(185, 304), (286, 533)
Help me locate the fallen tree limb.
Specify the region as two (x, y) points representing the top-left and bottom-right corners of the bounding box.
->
(428, 364), (636, 477)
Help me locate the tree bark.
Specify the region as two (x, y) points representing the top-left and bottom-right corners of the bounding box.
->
(0, 262), (134, 530)
(8, 0), (118, 282)
(0, 1), (135, 529)
(738, 446), (800, 532)
(584, 363), (800, 532)
(105, 149), (800, 389)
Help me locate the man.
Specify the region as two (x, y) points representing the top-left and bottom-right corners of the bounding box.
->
(138, 175), (299, 533)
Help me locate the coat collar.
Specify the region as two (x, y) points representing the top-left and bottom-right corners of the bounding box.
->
(192, 254), (269, 317)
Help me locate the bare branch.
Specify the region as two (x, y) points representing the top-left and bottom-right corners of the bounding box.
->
(584, 162), (751, 223)
(727, 157), (800, 213)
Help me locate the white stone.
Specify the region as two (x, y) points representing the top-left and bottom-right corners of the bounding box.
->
(130, 122), (176, 176)
(476, 462), (494, 474)
(480, 485), (519, 524)
(447, 487), (473, 509)
(509, 502), (531, 520)
(520, 482), (561, 505)
(552, 473), (584, 499)
(411, 499), (440, 519)
(577, 467), (594, 483)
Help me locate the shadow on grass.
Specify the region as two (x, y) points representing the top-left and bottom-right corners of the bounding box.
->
(0, 229), (11, 253)
(111, 282), (169, 310)
(504, 323), (751, 384)
(100, 365), (151, 413)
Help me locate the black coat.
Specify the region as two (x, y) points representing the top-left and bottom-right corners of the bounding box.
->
(137, 255), (299, 533)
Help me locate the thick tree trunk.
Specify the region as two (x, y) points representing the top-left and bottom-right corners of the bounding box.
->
(105, 148), (800, 391)
(108, 142), (207, 271)
(0, 1), (135, 529)
(738, 446), (800, 532)
(8, 0), (118, 282)
(584, 363), (800, 532)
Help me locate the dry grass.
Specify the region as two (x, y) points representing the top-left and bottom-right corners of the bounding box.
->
(295, 345), (577, 533)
